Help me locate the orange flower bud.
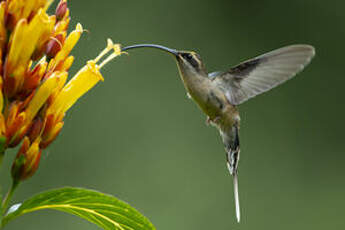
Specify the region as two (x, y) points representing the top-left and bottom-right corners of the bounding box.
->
(40, 120), (63, 149)
(7, 112), (26, 147)
(11, 137), (41, 181)
(5, 101), (21, 130)
(22, 59), (47, 94)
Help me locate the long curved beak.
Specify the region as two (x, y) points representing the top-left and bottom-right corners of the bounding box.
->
(122, 44), (178, 56)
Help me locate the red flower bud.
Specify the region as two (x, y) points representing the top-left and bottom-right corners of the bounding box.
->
(45, 34), (64, 59)
(56, 1), (68, 21)
(28, 118), (44, 143)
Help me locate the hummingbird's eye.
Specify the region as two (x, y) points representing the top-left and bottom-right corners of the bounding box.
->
(185, 53), (193, 60)
(181, 53), (193, 60)
(182, 53), (199, 68)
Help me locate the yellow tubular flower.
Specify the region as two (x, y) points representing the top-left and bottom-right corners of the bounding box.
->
(25, 72), (66, 122)
(48, 39), (122, 121)
(35, 15), (56, 58)
(25, 10), (55, 58)
(7, 0), (22, 17)
(6, 19), (27, 73)
(49, 61), (103, 118)
(7, 10), (54, 71)
(8, 0), (48, 22)
(5, 9), (55, 97)
(21, 0), (36, 19)
(61, 56), (74, 71)
(48, 23), (83, 71)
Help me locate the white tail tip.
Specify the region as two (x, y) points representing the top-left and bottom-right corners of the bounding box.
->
(233, 173), (241, 223)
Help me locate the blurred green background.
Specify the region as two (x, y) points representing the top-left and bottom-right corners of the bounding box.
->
(2, 0), (345, 229)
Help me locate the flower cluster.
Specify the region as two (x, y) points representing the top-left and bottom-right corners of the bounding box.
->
(0, 0), (121, 182)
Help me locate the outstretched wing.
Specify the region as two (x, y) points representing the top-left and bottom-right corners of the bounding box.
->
(210, 45), (315, 105)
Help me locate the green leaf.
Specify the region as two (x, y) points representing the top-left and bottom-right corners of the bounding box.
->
(2, 187), (155, 230)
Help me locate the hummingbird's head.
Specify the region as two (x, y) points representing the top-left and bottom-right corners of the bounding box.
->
(175, 51), (206, 76)
(121, 44), (206, 76)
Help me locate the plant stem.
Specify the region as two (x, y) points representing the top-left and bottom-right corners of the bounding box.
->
(1, 180), (19, 216)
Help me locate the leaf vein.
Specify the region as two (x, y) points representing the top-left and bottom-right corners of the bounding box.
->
(23, 204), (132, 230)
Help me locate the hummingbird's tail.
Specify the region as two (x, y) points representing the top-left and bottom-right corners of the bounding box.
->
(233, 172), (240, 223)
(221, 124), (241, 222)
(227, 147), (241, 223)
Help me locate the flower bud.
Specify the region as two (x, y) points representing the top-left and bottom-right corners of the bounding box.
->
(45, 33), (64, 59)
(28, 118), (43, 143)
(40, 114), (64, 149)
(56, 1), (68, 21)
(11, 137), (41, 182)
(22, 60), (47, 94)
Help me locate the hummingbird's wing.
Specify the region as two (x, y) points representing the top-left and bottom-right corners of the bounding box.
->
(210, 45), (315, 105)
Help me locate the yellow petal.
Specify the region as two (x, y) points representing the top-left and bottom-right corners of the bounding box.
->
(26, 137), (40, 162)
(8, 0), (24, 18)
(41, 121), (63, 147)
(47, 39), (122, 119)
(44, 0), (55, 11)
(7, 19), (27, 72)
(35, 15), (56, 56)
(48, 61), (103, 117)
(54, 17), (70, 34)
(7, 10), (54, 69)
(25, 72), (67, 122)
(21, 9), (54, 64)
(48, 23), (83, 71)
(6, 10), (55, 96)
(61, 55), (74, 71)
(21, 0), (36, 19)
(8, 0), (48, 21)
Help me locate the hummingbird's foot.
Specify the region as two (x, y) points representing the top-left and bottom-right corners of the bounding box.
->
(206, 116), (221, 126)
(206, 117), (211, 126)
(213, 116), (221, 123)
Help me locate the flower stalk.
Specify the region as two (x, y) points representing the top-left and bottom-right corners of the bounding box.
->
(1, 180), (19, 216)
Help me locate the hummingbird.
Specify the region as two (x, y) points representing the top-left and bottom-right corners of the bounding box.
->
(122, 44), (315, 222)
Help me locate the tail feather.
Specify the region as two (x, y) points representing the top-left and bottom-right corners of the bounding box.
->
(222, 124), (241, 222)
(227, 152), (241, 223)
(233, 173), (240, 223)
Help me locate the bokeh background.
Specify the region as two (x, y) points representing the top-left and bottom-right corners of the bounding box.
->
(1, 0), (345, 229)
